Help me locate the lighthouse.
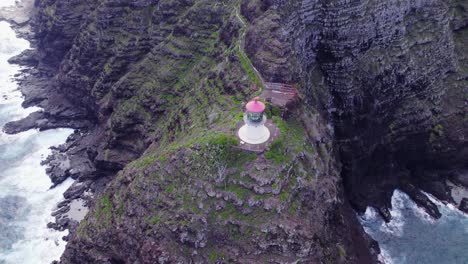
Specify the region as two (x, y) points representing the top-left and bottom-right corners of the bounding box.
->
(238, 97), (271, 145)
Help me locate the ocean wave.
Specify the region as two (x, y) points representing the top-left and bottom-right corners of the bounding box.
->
(359, 188), (468, 264)
(0, 19), (74, 264)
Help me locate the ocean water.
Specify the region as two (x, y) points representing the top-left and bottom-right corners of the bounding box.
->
(0, 7), (74, 264)
(360, 190), (468, 264)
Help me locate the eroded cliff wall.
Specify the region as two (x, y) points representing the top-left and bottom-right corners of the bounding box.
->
(253, 0), (468, 217)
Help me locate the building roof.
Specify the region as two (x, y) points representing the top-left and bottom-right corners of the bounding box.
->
(260, 82), (298, 108)
(246, 97), (265, 113)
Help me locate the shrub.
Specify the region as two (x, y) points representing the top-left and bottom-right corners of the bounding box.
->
(265, 138), (288, 164)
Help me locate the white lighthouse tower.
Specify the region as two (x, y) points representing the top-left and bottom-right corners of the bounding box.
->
(238, 97), (271, 145)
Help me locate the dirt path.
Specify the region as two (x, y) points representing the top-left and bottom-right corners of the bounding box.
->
(235, 7), (266, 92)
(234, 6), (298, 107)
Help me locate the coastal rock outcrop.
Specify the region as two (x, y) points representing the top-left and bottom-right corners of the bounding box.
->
(459, 198), (468, 214)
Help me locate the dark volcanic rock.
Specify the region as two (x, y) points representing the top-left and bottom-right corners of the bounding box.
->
(272, 0), (468, 216)
(243, 0), (296, 83)
(34, 0), (99, 68)
(7, 49), (38, 66)
(3, 111), (46, 134)
(450, 170), (468, 188)
(459, 198), (468, 214)
(400, 184), (442, 219)
(63, 182), (89, 200)
(3, 110), (89, 134)
(61, 139), (376, 263)
(376, 207), (392, 223)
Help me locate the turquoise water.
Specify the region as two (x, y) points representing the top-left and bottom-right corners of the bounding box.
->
(360, 190), (468, 264)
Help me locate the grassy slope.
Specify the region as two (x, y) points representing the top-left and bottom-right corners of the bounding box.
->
(63, 0), (356, 263)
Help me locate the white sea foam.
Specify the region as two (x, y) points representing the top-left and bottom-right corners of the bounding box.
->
(378, 248), (395, 264)
(0, 21), (30, 107)
(379, 190), (405, 236)
(0, 129), (73, 195)
(0, 18), (74, 264)
(411, 203), (436, 224)
(0, 0), (17, 8)
(360, 188), (468, 264)
(361, 206), (379, 221)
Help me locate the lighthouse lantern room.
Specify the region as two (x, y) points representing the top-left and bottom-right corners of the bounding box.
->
(238, 97), (271, 145)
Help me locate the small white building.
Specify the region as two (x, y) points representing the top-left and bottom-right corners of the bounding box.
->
(238, 97), (270, 145)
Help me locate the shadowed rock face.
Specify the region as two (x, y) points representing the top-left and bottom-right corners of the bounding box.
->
(34, 0), (99, 68)
(255, 0), (468, 217)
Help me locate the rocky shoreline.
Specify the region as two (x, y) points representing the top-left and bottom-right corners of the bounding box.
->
(0, 0), (106, 235)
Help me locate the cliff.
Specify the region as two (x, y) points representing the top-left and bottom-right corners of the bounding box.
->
(246, 0), (467, 219)
(2, 0), (467, 263)
(47, 0), (373, 262)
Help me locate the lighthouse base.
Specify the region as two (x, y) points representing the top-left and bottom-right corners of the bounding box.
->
(238, 124), (270, 145)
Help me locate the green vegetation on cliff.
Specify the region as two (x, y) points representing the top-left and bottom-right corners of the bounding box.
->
(48, 0), (372, 263)
(70, 0), (330, 255)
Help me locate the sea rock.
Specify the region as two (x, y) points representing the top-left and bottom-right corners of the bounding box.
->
(459, 198), (468, 214)
(7, 49), (38, 66)
(400, 184), (442, 219)
(63, 182), (89, 200)
(2, 111), (46, 134)
(451, 170), (468, 188)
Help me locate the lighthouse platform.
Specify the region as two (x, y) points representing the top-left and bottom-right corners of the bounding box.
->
(234, 119), (280, 153)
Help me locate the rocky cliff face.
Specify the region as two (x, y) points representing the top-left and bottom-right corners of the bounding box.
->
(34, 0), (98, 69)
(4, 0), (467, 263)
(62, 125), (375, 263)
(254, 0), (467, 219)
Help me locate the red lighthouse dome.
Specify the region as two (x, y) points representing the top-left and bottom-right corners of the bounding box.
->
(245, 97), (265, 113)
